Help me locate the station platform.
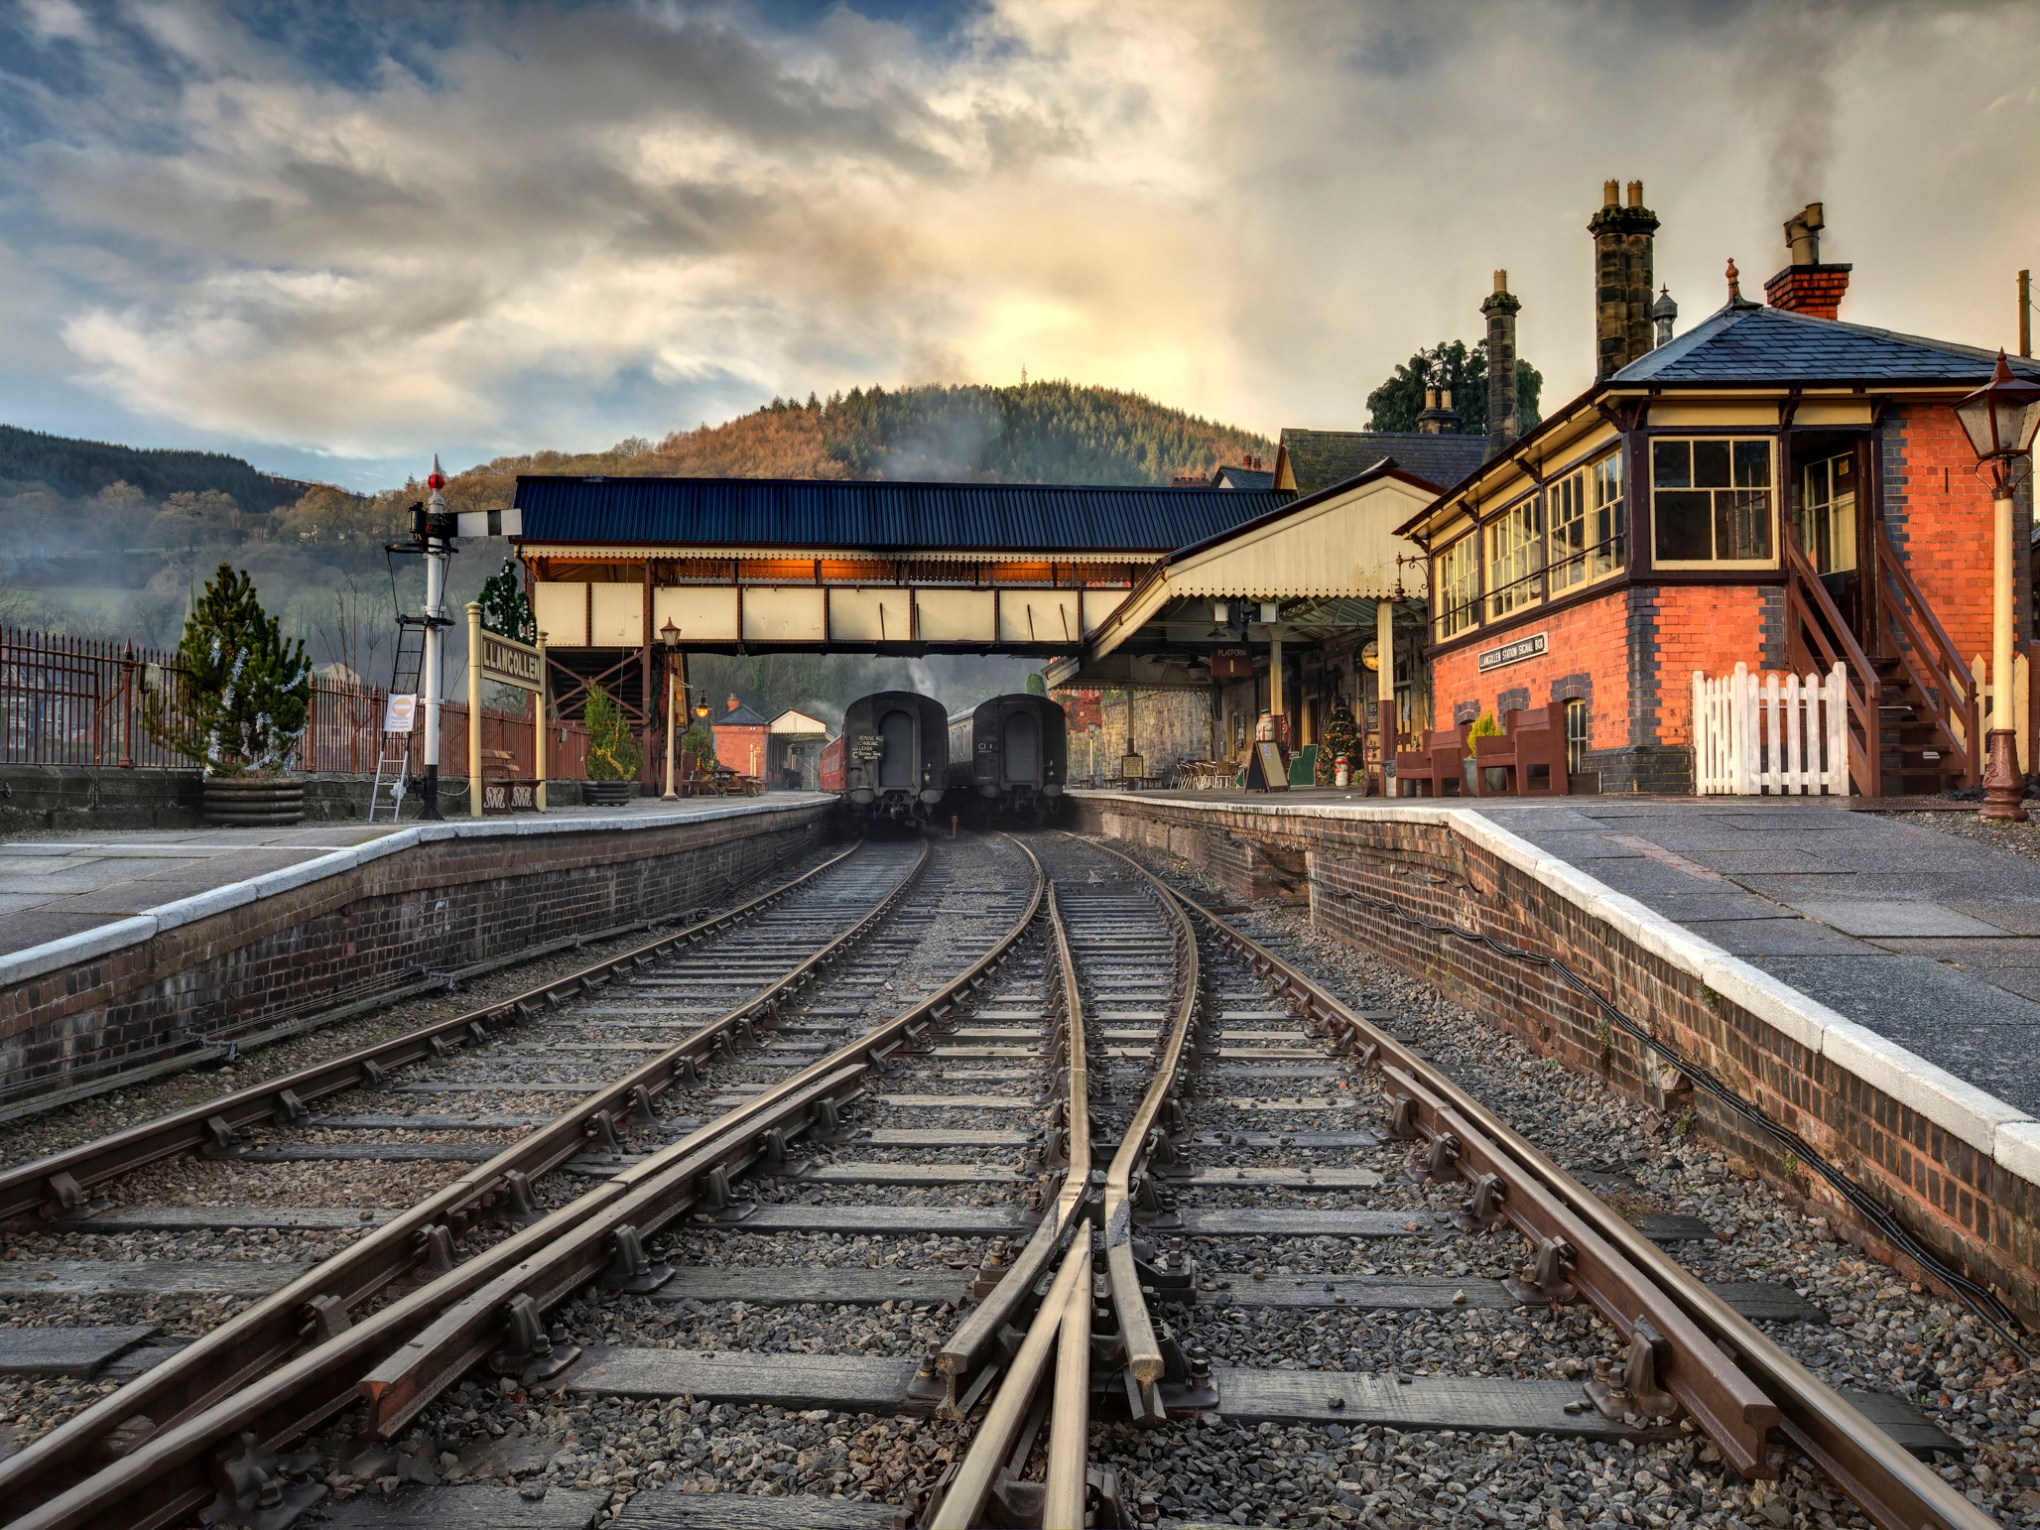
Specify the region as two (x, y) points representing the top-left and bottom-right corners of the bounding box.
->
(0, 794), (833, 963)
(0, 795), (834, 1111)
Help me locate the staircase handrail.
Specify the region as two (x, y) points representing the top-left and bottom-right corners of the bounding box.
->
(1782, 536), (1881, 796)
(1875, 526), (1980, 785)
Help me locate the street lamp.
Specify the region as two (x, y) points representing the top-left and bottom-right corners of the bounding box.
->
(1956, 352), (2040, 823)
(659, 618), (682, 800)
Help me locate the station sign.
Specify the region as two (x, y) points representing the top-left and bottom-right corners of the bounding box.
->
(1209, 649), (1253, 680)
(1476, 632), (1547, 673)
(479, 630), (544, 692)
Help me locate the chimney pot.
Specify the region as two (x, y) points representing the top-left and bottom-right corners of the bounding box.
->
(1493, 268), (1508, 293)
(1603, 179), (1619, 208)
(1767, 201), (1850, 318)
(1625, 179), (1644, 209)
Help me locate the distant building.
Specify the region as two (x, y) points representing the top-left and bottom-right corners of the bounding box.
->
(767, 707), (830, 790)
(710, 695), (770, 778)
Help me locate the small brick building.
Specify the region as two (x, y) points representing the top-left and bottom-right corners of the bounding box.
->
(1397, 185), (2039, 795)
(710, 696), (770, 779)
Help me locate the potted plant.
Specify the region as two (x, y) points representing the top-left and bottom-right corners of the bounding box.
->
(146, 564), (311, 825)
(584, 682), (640, 805)
(1319, 703), (1360, 789)
(1465, 710), (1504, 793)
(680, 716), (716, 785)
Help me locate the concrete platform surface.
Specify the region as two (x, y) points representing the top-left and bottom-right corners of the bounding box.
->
(1113, 788), (2040, 1115)
(0, 794), (831, 965)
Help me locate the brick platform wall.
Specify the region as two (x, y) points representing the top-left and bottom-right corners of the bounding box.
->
(1074, 793), (2040, 1328)
(0, 805), (827, 1105)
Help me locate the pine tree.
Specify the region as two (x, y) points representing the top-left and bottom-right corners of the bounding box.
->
(147, 563), (311, 775)
(478, 557), (536, 643)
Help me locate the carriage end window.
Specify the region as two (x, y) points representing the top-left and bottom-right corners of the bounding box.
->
(1651, 437), (1774, 565)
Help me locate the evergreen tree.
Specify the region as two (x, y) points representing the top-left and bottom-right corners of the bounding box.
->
(1365, 341), (1543, 436)
(1025, 671), (1048, 696)
(478, 557), (536, 643)
(147, 563), (310, 775)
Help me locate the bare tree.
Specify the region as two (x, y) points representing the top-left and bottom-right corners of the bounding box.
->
(311, 569), (388, 686)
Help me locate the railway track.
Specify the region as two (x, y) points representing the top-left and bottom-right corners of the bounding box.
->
(926, 836), (1997, 1530)
(0, 829), (2007, 1529)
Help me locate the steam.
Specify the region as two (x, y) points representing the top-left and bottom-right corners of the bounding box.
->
(1736, 5), (1841, 226)
(879, 401), (1005, 482)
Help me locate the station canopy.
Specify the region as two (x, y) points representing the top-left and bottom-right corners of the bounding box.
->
(1043, 461), (1441, 688)
(511, 464), (1437, 669)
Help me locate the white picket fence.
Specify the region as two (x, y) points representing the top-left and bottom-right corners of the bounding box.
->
(1692, 662), (1851, 796)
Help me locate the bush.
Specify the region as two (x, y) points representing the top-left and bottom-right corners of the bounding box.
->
(1465, 710), (1503, 756)
(146, 563), (310, 776)
(585, 683), (641, 782)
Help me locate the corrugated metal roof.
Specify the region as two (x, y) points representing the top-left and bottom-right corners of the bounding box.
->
(514, 476), (1298, 553)
(1616, 301), (2040, 384)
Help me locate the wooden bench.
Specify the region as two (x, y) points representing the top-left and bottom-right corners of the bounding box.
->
(1393, 724), (1470, 797)
(1471, 704), (1571, 797)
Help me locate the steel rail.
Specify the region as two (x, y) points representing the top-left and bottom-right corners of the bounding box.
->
(0, 839), (924, 1525)
(1164, 875), (1999, 1530)
(933, 882), (1091, 1407)
(927, 840), (1200, 1528)
(0, 842), (865, 1225)
(17, 837), (1044, 1530)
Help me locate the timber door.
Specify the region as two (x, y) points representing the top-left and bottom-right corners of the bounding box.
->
(1796, 452), (1863, 637)
(877, 707), (916, 790)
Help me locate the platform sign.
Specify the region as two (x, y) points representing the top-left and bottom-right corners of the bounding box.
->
(478, 630), (543, 692)
(1246, 739), (1288, 792)
(383, 693), (418, 734)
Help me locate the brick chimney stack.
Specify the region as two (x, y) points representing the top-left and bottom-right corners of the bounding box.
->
(1481, 269), (1521, 460)
(1589, 177), (1659, 378)
(1416, 383), (1460, 435)
(1763, 201), (1851, 320)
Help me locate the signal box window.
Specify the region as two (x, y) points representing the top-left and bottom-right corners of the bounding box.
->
(1651, 438), (1774, 565)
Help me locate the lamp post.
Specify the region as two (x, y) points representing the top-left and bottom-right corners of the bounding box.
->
(1955, 352), (2040, 822)
(659, 618), (681, 800)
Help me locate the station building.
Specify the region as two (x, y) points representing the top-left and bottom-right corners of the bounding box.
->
(1397, 185), (2039, 795)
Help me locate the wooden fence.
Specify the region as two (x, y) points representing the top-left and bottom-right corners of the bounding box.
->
(2, 624), (588, 777)
(1692, 662), (1851, 796)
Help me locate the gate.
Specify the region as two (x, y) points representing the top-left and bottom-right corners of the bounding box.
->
(1692, 662), (1851, 796)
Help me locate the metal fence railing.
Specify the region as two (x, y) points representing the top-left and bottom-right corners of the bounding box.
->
(1, 624), (590, 778)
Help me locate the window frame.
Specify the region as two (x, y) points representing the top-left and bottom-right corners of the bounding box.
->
(1483, 492), (1546, 622)
(1547, 449), (1626, 595)
(1648, 434), (1779, 570)
(1432, 533), (1480, 642)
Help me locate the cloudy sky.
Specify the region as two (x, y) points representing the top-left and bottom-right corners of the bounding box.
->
(2, 0), (2037, 489)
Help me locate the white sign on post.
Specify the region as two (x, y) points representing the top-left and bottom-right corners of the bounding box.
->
(384, 693), (419, 734)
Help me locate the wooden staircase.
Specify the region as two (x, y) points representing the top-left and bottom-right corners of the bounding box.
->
(1784, 530), (1980, 798)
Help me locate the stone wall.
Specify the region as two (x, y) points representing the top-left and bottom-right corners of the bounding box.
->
(0, 802), (827, 1106)
(1073, 792), (2040, 1329)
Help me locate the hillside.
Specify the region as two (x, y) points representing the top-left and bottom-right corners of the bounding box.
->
(439, 381), (1272, 514)
(0, 425), (308, 514)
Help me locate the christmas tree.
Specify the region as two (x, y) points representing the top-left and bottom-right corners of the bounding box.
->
(147, 563), (310, 775)
(585, 683), (641, 782)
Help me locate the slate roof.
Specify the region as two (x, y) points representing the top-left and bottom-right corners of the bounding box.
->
(1615, 300), (2040, 385)
(1278, 429), (1489, 495)
(1211, 465), (1275, 491)
(713, 703), (770, 728)
(514, 476), (1295, 553)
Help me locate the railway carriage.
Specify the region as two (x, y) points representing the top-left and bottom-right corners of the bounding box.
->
(946, 693), (1068, 823)
(818, 690), (950, 825)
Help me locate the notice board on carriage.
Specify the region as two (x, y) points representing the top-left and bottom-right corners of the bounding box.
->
(1246, 740), (1288, 792)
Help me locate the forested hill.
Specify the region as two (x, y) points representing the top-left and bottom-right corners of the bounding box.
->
(0, 425), (309, 513)
(440, 381), (1272, 512)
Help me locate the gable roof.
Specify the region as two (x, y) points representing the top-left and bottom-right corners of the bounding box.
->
(769, 708), (829, 735)
(513, 475), (1296, 554)
(1276, 428), (1489, 495)
(1212, 465), (1275, 491)
(1615, 300), (2040, 385)
(713, 702), (770, 728)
